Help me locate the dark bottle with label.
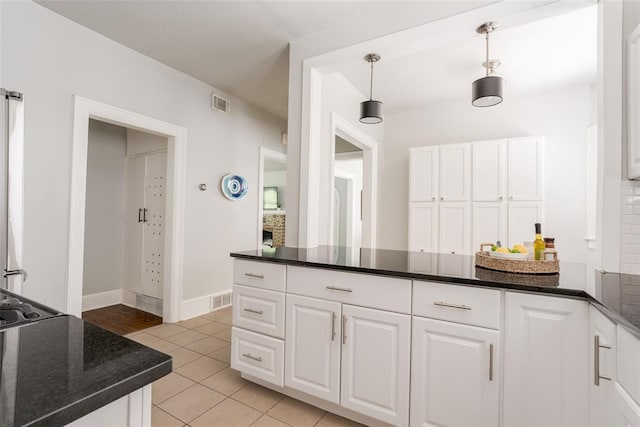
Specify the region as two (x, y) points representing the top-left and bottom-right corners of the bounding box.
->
(534, 223), (545, 261)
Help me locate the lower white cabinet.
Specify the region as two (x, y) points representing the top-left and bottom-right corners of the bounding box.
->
(410, 317), (499, 427)
(67, 385), (151, 427)
(503, 292), (588, 427)
(231, 327), (284, 387)
(285, 294), (341, 403)
(589, 305), (617, 426)
(615, 382), (640, 426)
(340, 304), (411, 426)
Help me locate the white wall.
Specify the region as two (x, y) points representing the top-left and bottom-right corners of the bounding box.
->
(264, 170), (286, 210)
(319, 72), (383, 245)
(83, 120), (126, 296)
(127, 128), (167, 156)
(382, 84), (593, 263)
(1, 2), (285, 311)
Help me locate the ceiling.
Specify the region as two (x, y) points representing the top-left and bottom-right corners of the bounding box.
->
(37, 1), (486, 121)
(339, 5), (597, 114)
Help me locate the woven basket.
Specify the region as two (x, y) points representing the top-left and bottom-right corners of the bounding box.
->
(475, 244), (559, 274)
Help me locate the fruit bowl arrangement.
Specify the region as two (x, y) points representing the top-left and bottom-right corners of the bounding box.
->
(487, 243), (529, 260)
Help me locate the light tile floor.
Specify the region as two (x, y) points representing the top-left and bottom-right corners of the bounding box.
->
(126, 306), (364, 427)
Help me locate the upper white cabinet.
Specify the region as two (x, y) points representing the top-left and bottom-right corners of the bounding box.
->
(411, 317), (499, 427)
(507, 202), (543, 249)
(410, 147), (439, 202)
(507, 137), (544, 201)
(472, 140), (506, 202)
(503, 292), (588, 427)
(439, 143), (470, 202)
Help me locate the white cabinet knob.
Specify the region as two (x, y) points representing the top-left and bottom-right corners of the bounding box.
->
(498, 196), (503, 201)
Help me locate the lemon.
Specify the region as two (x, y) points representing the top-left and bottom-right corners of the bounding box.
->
(513, 244), (528, 254)
(495, 247), (509, 253)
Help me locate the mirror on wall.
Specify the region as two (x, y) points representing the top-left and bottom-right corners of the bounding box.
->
(259, 149), (286, 249)
(333, 135), (364, 249)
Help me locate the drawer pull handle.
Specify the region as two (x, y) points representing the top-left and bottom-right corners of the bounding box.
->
(594, 335), (612, 386)
(434, 301), (472, 310)
(244, 273), (265, 279)
(489, 344), (494, 381)
(326, 285), (353, 293)
(242, 353), (263, 362)
(243, 308), (263, 315)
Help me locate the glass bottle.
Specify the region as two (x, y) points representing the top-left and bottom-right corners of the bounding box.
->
(534, 223), (545, 261)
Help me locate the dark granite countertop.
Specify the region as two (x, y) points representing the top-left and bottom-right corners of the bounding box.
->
(0, 315), (172, 427)
(231, 246), (640, 339)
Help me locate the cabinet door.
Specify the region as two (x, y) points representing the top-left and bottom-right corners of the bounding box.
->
(507, 202), (542, 248)
(473, 140), (506, 202)
(439, 143), (470, 201)
(615, 382), (640, 426)
(409, 203), (438, 253)
(285, 295), (341, 404)
(472, 203), (507, 252)
(410, 147), (439, 202)
(341, 305), (410, 426)
(439, 203), (471, 255)
(123, 156), (146, 294)
(507, 137), (544, 201)
(411, 317), (499, 427)
(503, 292), (588, 427)
(589, 305), (617, 427)
(141, 152), (167, 299)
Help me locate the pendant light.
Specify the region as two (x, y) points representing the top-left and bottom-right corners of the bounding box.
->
(360, 53), (383, 124)
(472, 22), (504, 107)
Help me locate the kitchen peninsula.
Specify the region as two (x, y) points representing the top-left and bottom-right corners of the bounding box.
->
(230, 246), (640, 427)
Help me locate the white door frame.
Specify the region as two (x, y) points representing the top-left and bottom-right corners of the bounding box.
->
(329, 112), (377, 248)
(334, 170), (356, 248)
(68, 96), (186, 323)
(257, 147), (287, 249)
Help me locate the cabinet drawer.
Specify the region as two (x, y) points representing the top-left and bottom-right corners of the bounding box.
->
(413, 281), (501, 329)
(233, 284), (284, 339)
(231, 327), (284, 387)
(287, 266), (411, 314)
(233, 259), (286, 292)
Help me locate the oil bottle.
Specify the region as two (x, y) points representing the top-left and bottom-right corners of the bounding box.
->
(534, 223), (545, 261)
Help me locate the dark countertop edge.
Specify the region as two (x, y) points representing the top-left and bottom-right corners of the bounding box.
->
(27, 358), (172, 427)
(231, 252), (640, 338)
(230, 252), (591, 299)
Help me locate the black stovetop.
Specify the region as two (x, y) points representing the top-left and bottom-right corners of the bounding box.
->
(0, 288), (62, 330)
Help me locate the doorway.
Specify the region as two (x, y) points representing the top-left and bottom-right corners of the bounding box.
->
(258, 147), (287, 249)
(68, 96), (186, 323)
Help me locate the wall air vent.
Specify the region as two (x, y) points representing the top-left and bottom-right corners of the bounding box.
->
(211, 94), (230, 113)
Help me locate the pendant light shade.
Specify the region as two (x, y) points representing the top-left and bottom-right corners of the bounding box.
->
(360, 53), (383, 124)
(472, 22), (503, 107)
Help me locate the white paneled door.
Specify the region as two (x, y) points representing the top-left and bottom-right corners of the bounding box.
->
(439, 203), (471, 255)
(340, 305), (410, 426)
(285, 295), (342, 404)
(472, 203), (507, 252)
(507, 138), (544, 201)
(124, 152), (167, 300)
(411, 317), (500, 427)
(439, 143), (470, 202)
(472, 140), (506, 202)
(507, 202), (543, 248)
(410, 147), (439, 202)
(409, 203), (438, 253)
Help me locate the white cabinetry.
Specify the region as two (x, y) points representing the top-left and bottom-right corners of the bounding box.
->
(341, 305), (411, 426)
(409, 136), (544, 253)
(410, 147), (439, 202)
(411, 317), (499, 427)
(589, 305), (617, 426)
(67, 385), (151, 427)
(231, 260), (286, 387)
(615, 383), (640, 426)
(503, 292), (588, 427)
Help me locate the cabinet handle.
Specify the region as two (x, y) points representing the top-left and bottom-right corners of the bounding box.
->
(143, 208), (148, 223)
(326, 285), (353, 293)
(244, 273), (265, 279)
(342, 315), (347, 345)
(433, 301), (472, 310)
(489, 344), (494, 381)
(509, 196), (513, 200)
(243, 308), (263, 315)
(242, 353), (262, 362)
(331, 312), (336, 341)
(138, 208), (143, 223)
(440, 197), (444, 201)
(498, 196), (503, 201)
(431, 196), (436, 201)
(594, 335), (612, 386)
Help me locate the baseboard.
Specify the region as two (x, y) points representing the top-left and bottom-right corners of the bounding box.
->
(181, 289), (232, 321)
(82, 289), (122, 311)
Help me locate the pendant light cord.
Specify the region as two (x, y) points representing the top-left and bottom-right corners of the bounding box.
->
(485, 30), (490, 77)
(369, 59), (374, 100)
